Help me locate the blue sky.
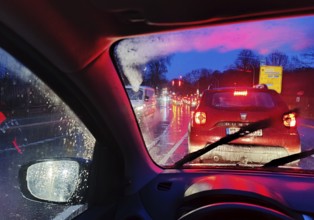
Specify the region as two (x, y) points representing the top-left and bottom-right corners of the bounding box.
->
(167, 50), (240, 78)
(163, 15), (314, 79)
(116, 15), (314, 88)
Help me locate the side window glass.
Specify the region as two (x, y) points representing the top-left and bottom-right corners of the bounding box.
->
(0, 48), (95, 219)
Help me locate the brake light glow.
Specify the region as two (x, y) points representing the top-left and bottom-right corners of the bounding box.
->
(194, 111), (206, 125)
(283, 113), (296, 127)
(234, 90), (248, 96)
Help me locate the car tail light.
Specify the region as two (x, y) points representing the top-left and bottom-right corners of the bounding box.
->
(194, 111), (206, 125)
(283, 113), (296, 127)
(233, 90), (248, 96)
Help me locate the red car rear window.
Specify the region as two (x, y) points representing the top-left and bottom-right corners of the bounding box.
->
(209, 91), (275, 109)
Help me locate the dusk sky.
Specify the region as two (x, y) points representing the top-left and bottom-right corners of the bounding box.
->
(117, 15), (314, 88)
(165, 15), (314, 79)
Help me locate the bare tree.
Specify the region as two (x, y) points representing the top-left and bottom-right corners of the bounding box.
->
(266, 50), (289, 68)
(286, 55), (307, 70)
(143, 56), (172, 90)
(234, 49), (260, 85)
(183, 69), (201, 84)
(235, 49), (260, 72)
(302, 47), (314, 66)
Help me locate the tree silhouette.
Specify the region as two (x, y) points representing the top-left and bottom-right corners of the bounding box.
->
(234, 49), (260, 72)
(266, 50), (289, 68)
(143, 56), (172, 92)
(286, 55), (307, 70)
(302, 47), (314, 66)
(234, 49), (260, 85)
(183, 69), (202, 84)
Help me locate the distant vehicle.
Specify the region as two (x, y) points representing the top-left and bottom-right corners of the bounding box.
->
(190, 95), (199, 108)
(172, 95), (183, 106)
(188, 86), (301, 164)
(125, 86), (156, 120)
(182, 96), (190, 105)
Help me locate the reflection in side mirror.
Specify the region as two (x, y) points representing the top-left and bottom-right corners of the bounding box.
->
(19, 158), (90, 204)
(27, 161), (79, 202)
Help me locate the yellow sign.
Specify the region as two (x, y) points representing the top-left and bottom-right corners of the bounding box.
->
(259, 65), (283, 93)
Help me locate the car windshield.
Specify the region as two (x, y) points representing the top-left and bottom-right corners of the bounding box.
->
(113, 15), (314, 170)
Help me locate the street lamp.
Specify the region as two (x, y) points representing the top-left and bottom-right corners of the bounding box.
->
(248, 63), (255, 86)
(237, 54), (258, 86)
(241, 63), (256, 86)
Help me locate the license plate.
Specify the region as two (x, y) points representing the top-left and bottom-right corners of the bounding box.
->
(226, 127), (263, 136)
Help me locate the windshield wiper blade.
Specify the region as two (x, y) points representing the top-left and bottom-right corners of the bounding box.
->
(173, 118), (272, 169)
(263, 148), (314, 168)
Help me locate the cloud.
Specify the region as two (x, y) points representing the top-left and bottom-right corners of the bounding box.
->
(152, 15), (314, 55)
(119, 16), (314, 63)
(116, 16), (314, 87)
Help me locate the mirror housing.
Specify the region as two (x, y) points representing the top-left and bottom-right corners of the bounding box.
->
(19, 158), (91, 204)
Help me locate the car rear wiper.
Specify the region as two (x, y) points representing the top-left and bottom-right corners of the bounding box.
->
(263, 148), (314, 168)
(173, 118), (272, 169)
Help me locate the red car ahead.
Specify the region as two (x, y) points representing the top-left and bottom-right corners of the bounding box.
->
(188, 86), (301, 165)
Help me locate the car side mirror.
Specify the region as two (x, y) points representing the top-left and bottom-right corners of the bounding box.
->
(19, 158), (91, 204)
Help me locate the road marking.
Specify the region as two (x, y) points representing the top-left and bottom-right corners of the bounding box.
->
(147, 124), (170, 150)
(147, 137), (161, 150)
(158, 132), (188, 164)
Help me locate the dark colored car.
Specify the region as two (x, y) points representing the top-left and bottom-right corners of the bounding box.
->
(189, 86), (301, 164)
